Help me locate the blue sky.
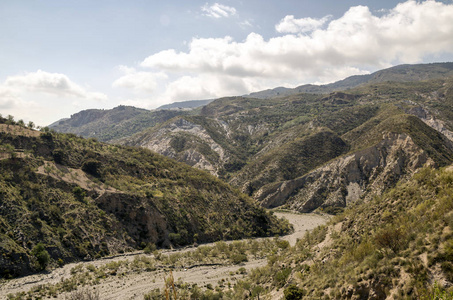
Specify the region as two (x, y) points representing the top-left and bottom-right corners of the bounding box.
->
(1, 0), (453, 126)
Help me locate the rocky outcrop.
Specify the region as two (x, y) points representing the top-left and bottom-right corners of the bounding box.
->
(257, 133), (434, 212)
(137, 118), (230, 175)
(95, 192), (170, 247)
(407, 105), (453, 142)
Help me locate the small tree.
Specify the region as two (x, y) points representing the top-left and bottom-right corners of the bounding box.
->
(73, 186), (86, 202)
(7, 114), (14, 125)
(27, 121), (35, 129)
(3, 144), (16, 159)
(31, 243), (50, 271)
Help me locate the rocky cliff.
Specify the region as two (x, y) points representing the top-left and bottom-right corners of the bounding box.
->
(257, 132), (435, 211)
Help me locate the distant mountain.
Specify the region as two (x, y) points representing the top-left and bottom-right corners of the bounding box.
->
(157, 99), (214, 110)
(247, 62), (453, 99)
(50, 105), (185, 142)
(0, 118), (290, 277)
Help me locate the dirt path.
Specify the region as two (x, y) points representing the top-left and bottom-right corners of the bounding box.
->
(0, 211), (329, 300)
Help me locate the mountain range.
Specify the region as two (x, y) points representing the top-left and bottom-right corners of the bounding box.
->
(51, 62), (453, 214)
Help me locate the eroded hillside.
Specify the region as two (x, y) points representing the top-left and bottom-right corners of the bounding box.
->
(118, 75), (453, 215)
(0, 120), (291, 278)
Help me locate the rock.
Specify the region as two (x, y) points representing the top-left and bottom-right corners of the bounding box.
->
(257, 133), (434, 212)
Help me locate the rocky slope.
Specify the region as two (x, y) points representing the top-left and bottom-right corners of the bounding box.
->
(120, 75), (453, 214)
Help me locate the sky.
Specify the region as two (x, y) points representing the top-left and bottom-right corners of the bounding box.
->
(1, 0), (453, 126)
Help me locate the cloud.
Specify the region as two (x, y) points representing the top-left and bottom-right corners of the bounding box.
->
(112, 70), (168, 92)
(201, 3), (237, 18)
(109, 0), (453, 105)
(0, 86), (22, 109)
(142, 1), (453, 81)
(275, 15), (331, 33)
(162, 74), (252, 102)
(4, 70), (107, 101)
(0, 70), (109, 126)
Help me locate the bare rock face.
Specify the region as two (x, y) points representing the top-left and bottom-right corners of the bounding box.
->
(137, 118), (229, 176)
(407, 105), (453, 142)
(257, 133), (434, 212)
(95, 192), (169, 247)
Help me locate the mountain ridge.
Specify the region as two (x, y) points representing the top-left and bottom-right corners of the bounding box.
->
(50, 62), (453, 214)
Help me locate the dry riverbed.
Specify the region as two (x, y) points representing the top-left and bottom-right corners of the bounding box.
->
(0, 211), (329, 300)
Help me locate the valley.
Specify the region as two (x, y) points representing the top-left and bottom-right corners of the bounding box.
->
(2, 62), (453, 299)
(0, 211), (329, 299)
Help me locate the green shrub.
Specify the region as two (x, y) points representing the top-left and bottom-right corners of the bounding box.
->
(274, 268), (291, 287)
(144, 243), (157, 254)
(31, 243), (50, 271)
(72, 186), (86, 202)
(231, 253), (248, 265)
(374, 226), (406, 253)
(284, 284), (306, 299)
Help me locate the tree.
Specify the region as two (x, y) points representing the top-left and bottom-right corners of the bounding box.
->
(27, 121), (35, 129)
(31, 243), (50, 271)
(73, 186), (86, 202)
(7, 115), (14, 125)
(2, 144), (15, 159)
(251, 285), (265, 299)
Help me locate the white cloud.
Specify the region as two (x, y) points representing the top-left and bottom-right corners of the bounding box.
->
(142, 1), (453, 81)
(275, 15), (331, 33)
(5, 70), (85, 97)
(4, 70), (107, 101)
(0, 70), (109, 126)
(112, 70), (168, 92)
(0, 86), (22, 109)
(239, 20), (253, 28)
(162, 74), (252, 102)
(201, 3), (237, 18)
(110, 1), (453, 105)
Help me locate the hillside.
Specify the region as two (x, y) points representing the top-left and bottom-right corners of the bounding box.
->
(237, 166), (453, 298)
(247, 62), (453, 99)
(156, 99), (214, 110)
(0, 118), (291, 278)
(49, 105), (186, 142)
(138, 166), (453, 299)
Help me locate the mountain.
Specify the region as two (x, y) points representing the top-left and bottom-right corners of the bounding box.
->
(50, 63), (453, 142)
(49, 105), (186, 142)
(49, 62), (453, 214)
(156, 99), (214, 110)
(118, 64), (453, 214)
(0, 119), (291, 278)
(247, 62), (453, 99)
